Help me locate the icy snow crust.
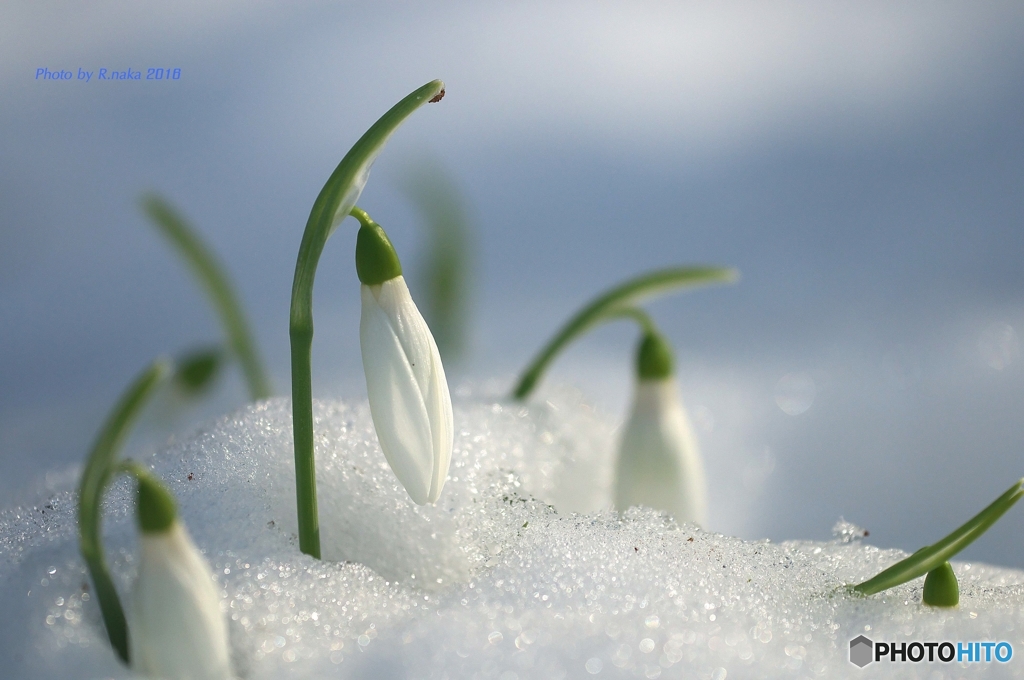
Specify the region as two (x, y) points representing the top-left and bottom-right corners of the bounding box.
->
(3, 389), (1024, 679)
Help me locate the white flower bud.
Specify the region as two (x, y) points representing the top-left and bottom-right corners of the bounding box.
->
(614, 377), (707, 526)
(360, 275), (454, 504)
(130, 520), (232, 679)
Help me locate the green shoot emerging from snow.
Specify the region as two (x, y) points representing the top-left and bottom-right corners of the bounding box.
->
(143, 194), (271, 401)
(77, 356), (221, 662)
(922, 561), (960, 607)
(512, 266), (737, 400)
(78, 359), (171, 662)
(289, 80), (445, 559)
(854, 478), (1024, 605)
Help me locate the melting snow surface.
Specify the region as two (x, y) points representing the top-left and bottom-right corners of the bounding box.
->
(2, 388), (1023, 679)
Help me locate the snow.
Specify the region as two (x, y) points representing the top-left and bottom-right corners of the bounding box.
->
(2, 387), (1023, 679)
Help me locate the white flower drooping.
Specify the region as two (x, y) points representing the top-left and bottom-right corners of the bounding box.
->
(356, 217), (454, 505)
(130, 472), (233, 680)
(614, 332), (707, 526)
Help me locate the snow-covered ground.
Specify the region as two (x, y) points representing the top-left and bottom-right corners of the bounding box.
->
(2, 389), (1022, 679)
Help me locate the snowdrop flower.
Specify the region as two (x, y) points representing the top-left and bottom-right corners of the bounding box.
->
(130, 472), (233, 680)
(356, 215), (453, 505)
(614, 331), (707, 526)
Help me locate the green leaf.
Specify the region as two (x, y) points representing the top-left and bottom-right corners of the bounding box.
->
(511, 266), (737, 400)
(854, 478), (1024, 596)
(142, 194), (271, 401)
(289, 79), (445, 559)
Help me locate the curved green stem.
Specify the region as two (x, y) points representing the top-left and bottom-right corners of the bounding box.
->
(854, 478), (1024, 596)
(116, 459), (149, 480)
(606, 306), (658, 336)
(77, 359), (172, 663)
(289, 80), (445, 559)
(349, 206), (375, 228)
(142, 194), (271, 401)
(511, 266), (737, 400)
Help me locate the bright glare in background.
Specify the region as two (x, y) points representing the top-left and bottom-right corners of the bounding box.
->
(774, 372), (816, 415)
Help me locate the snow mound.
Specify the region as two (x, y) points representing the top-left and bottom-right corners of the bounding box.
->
(2, 388), (1023, 679)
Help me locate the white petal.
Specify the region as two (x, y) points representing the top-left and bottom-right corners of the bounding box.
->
(360, 282), (434, 504)
(130, 523), (232, 680)
(384, 280), (452, 502)
(360, 278), (454, 504)
(371, 278), (435, 399)
(422, 325), (453, 503)
(614, 378), (707, 526)
(375, 279), (453, 502)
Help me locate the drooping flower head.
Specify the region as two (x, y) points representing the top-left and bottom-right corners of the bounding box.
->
(614, 330), (707, 526)
(288, 80), (446, 557)
(355, 215), (454, 505)
(130, 472), (233, 680)
(508, 268), (734, 524)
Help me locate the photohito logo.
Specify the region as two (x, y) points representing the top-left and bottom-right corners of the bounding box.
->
(849, 635), (1012, 667)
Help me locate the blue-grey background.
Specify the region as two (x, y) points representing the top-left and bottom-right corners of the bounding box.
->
(2, 2), (1023, 566)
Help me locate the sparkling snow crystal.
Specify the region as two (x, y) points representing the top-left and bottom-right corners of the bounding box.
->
(2, 387), (1023, 678)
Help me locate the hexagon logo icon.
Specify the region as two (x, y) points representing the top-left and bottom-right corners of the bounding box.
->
(850, 635), (874, 667)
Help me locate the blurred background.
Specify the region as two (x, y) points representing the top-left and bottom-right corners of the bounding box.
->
(2, 1), (1023, 566)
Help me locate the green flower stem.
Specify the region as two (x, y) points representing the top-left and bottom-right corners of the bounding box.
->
(854, 478), (1024, 596)
(142, 194), (271, 401)
(289, 80), (445, 559)
(511, 267), (737, 400)
(603, 307), (675, 378)
(77, 359), (172, 663)
(349, 206), (374, 228)
(116, 459), (152, 481)
(606, 306), (658, 336)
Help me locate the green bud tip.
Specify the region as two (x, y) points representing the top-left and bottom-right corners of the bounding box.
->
(136, 472), (178, 534)
(355, 222), (403, 285)
(922, 561), (959, 607)
(636, 331), (674, 380)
